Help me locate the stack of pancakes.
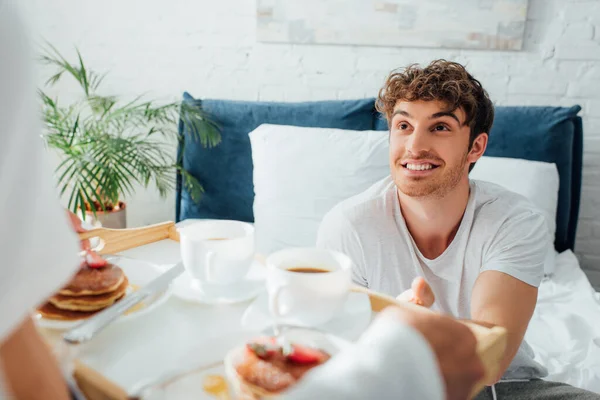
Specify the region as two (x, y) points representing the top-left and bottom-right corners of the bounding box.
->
(224, 338), (331, 399)
(38, 262), (129, 321)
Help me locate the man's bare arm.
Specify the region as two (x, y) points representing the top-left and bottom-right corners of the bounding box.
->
(470, 270), (538, 382)
(0, 317), (70, 400)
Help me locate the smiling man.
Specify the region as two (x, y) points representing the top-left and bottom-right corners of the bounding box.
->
(317, 60), (600, 399)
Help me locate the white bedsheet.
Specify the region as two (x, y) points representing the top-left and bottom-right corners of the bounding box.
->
(525, 250), (600, 393)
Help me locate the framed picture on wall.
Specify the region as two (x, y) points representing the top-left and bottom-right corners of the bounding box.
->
(257, 0), (529, 51)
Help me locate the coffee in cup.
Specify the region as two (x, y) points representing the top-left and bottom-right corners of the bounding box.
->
(286, 267), (330, 273)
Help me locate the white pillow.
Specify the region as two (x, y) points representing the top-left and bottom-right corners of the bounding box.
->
(250, 124), (389, 255)
(470, 156), (559, 275)
(251, 125), (560, 275)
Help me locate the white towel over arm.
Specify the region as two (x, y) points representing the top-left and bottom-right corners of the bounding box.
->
(283, 316), (445, 400)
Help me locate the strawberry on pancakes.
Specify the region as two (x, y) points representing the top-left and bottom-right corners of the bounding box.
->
(228, 337), (330, 399)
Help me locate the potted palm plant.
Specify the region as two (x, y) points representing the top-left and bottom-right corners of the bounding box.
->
(39, 45), (220, 228)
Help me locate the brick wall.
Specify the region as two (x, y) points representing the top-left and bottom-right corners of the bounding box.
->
(25, 0), (600, 287)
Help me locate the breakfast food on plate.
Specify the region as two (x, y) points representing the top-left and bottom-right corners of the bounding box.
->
(225, 337), (330, 399)
(37, 251), (129, 321)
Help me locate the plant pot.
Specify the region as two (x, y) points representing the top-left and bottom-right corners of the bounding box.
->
(83, 202), (127, 229)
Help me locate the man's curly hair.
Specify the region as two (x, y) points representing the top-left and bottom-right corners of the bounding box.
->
(376, 59), (494, 149)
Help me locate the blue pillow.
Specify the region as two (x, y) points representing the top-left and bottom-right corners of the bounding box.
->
(177, 93), (377, 223)
(374, 114), (390, 131)
(374, 105), (582, 252)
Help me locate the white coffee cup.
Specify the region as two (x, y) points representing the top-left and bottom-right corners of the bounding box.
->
(178, 220), (254, 287)
(265, 247), (352, 327)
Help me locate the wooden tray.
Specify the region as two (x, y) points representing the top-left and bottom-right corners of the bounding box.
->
(59, 222), (505, 399)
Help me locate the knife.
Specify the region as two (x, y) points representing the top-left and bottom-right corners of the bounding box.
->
(62, 262), (185, 345)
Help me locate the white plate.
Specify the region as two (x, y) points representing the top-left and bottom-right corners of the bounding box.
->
(131, 328), (350, 400)
(240, 291), (372, 341)
(34, 255), (172, 330)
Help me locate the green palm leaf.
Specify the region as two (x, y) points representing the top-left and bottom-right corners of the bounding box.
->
(39, 45), (221, 217)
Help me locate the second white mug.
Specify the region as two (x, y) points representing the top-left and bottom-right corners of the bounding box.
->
(265, 247), (352, 327)
(178, 220), (254, 288)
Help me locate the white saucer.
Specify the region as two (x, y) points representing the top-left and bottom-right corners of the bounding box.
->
(240, 291), (372, 341)
(172, 272), (265, 305)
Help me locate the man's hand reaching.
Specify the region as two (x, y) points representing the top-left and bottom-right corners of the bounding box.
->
(397, 277), (435, 308)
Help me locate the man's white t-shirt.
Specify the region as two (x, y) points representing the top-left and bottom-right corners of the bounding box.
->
(0, 1), (80, 396)
(317, 175), (550, 380)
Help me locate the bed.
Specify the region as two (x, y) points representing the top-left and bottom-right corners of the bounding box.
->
(527, 250), (600, 393)
(176, 96), (600, 393)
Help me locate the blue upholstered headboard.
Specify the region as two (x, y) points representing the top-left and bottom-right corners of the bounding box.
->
(485, 106), (583, 253)
(176, 94), (583, 253)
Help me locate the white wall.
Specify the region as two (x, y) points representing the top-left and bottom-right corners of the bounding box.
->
(23, 0), (600, 287)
